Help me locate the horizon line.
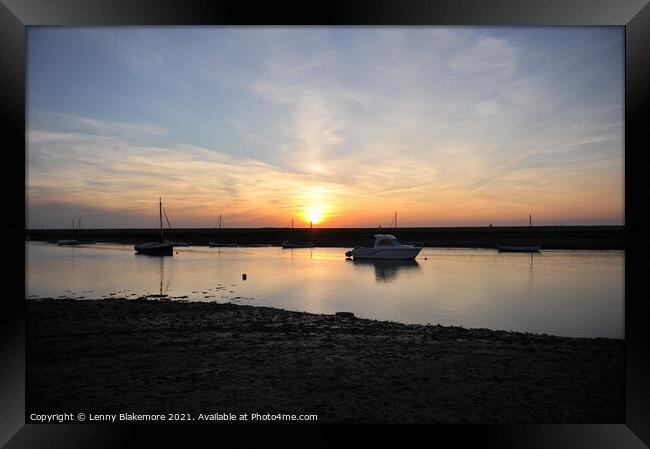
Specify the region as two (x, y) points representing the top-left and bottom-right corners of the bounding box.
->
(26, 224), (625, 231)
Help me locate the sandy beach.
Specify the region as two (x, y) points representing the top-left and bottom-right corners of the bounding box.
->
(27, 298), (624, 423)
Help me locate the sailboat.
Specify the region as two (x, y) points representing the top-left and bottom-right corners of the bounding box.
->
(281, 218), (314, 248)
(209, 214), (237, 247)
(134, 198), (174, 256)
(75, 218), (96, 244)
(57, 218), (82, 246)
(497, 214), (541, 252)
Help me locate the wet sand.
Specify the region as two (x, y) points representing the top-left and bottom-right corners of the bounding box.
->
(27, 298), (624, 423)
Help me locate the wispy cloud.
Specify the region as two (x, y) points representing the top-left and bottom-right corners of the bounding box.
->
(75, 116), (168, 136)
(27, 123), (349, 227)
(450, 34), (518, 76)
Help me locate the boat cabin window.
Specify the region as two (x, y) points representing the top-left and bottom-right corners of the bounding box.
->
(376, 238), (397, 246)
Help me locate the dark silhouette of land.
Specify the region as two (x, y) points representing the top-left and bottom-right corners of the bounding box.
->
(26, 225), (624, 249)
(27, 298), (624, 423)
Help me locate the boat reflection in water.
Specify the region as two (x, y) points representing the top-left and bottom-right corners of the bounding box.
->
(136, 256), (171, 300)
(350, 258), (421, 283)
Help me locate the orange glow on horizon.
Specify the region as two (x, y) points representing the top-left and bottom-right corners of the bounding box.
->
(26, 130), (624, 229)
(303, 206), (324, 225)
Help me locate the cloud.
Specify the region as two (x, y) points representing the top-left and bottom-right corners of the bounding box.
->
(75, 116), (168, 136)
(449, 34), (518, 76)
(30, 112), (169, 138)
(27, 123), (351, 228)
(26, 28), (624, 227)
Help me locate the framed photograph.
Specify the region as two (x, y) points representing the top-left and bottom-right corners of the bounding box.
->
(3, 0), (649, 447)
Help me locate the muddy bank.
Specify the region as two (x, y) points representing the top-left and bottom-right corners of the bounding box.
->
(26, 298), (624, 423)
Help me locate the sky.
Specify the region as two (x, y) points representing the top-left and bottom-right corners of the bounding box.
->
(26, 27), (624, 229)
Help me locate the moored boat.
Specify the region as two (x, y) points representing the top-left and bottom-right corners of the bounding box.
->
(168, 241), (191, 247)
(345, 234), (422, 260)
(281, 241), (314, 248)
(135, 198), (174, 256)
(208, 214), (238, 248)
(135, 241), (174, 256)
(497, 245), (541, 253)
(57, 239), (80, 246)
(57, 218), (83, 245)
(496, 214), (542, 253)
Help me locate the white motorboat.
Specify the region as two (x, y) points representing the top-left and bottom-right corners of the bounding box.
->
(345, 234), (422, 260)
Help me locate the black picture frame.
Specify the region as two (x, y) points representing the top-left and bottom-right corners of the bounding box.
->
(2, 0), (649, 447)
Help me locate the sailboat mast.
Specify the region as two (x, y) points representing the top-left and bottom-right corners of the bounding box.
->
(395, 211), (397, 229)
(159, 197), (164, 241)
(529, 214), (532, 227)
(219, 214), (222, 229)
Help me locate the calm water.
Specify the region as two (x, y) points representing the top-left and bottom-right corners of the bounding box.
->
(25, 242), (624, 338)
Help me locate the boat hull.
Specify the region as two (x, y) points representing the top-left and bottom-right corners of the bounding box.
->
(134, 242), (174, 256)
(169, 241), (191, 247)
(497, 245), (541, 252)
(57, 239), (80, 246)
(345, 247), (422, 260)
(281, 242), (314, 248)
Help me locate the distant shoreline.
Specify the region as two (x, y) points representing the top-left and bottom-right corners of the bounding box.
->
(27, 298), (624, 423)
(26, 225), (624, 250)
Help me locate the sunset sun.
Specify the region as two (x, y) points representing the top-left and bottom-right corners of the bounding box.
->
(305, 207), (324, 225)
